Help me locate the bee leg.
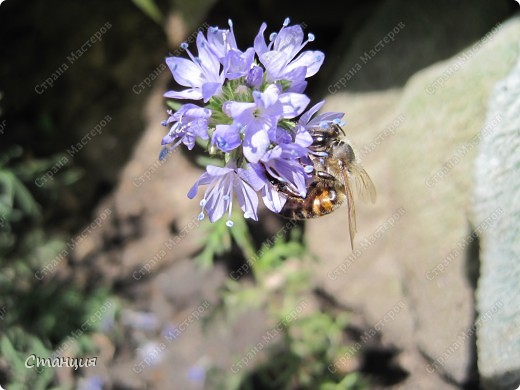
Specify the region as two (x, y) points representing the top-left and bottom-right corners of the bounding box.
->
(269, 177), (302, 198)
(316, 171), (336, 181)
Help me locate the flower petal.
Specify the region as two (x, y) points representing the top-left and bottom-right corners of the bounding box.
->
(299, 101), (324, 125)
(212, 124), (241, 152)
(187, 171), (212, 199)
(286, 50), (325, 78)
(262, 184), (287, 213)
(273, 25), (304, 59)
(164, 89), (203, 101)
(181, 105), (212, 118)
(308, 112), (345, 128)
(243, 123), (270, 163)
(246, 65), (264, 89)
(206, 165), (233, 177)
(205, 180), (228, 222)
(189, 118), (210, 140)
(223, 101), (255, 118)
(182, 133), (197, 150)
(165, 57), (203, 87)
(279, 92), (310, 118)
(274, 159), (307, 197)
(201, 82), (222, 102)
(225, 48), (255, 79)
(282, 65), (307, 84)
(253, 84), (280, 109)
(268, 126), (292, 144)
(253, 22), (268, 56)
(294, 125), (313, 147)
(206, 25), (238, 60)
(288, 80), (307, 93)
(234, 176), (259, 221)
(196, 32), (221, 77)
(260, 51), (289, 81)
(241, 163), (268, 191)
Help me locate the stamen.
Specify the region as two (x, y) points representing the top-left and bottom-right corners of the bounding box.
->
(296, 34), (322, 57)
(198, 212), (205, 221)
(181, 44), (199, 68)
(209, 26), (218, 33)
(200, 199), (207, 207)
(283, 17), (290, 26)
(313, 151), (329, 157)
(240, 182), (256, 220)
(158, 147), (170, 161)
(332, 118), (341, 124)
(226, 189), (233, 223)
(226, 220), (234, 227)
(304, 165), (314, 173)
(269, 32), (277, 42)
(222, 30), (230, 52)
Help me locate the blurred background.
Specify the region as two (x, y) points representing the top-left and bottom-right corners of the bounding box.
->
(1, 0), (519, 389)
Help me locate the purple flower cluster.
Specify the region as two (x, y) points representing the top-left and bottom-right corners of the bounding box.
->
(161, 18), (344, 226)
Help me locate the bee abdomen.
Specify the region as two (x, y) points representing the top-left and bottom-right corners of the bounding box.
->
(280, 184), (344, 220)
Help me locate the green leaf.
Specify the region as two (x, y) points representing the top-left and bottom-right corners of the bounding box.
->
(10, 172), (40, 218)
(228, 209), (255, 260)
(131, 0), (163, 24)
(195, 155), (225, 169)
(166, 100), (182, 111)
(195, 217), (233, 268)
(0, 170), (14, 210)
(0, 334), (17, 361)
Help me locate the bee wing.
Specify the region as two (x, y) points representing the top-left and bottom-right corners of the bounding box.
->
(341, 168), (357, 250)
(350, 164), (377, 204)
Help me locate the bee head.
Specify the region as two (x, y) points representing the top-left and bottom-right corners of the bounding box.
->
(330, 141), (355, 163)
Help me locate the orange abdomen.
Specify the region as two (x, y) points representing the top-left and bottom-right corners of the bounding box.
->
(279, 182), (345, 219)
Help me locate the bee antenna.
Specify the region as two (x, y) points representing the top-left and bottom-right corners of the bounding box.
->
(333, 123), (345, 136)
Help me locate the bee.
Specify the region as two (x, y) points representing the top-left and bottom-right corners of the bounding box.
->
(275, 124), (376, 249)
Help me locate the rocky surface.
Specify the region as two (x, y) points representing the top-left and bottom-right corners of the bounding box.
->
(44, 2), (520, 390)
(328, 0), (511, 92)
(473, 44), (520, 389)
(311, 12), (520, 390)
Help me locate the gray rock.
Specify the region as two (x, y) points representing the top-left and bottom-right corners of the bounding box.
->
(327, 0), (511, 92)
(473, 38), (520, 390)
(313, 13), (520, 388)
